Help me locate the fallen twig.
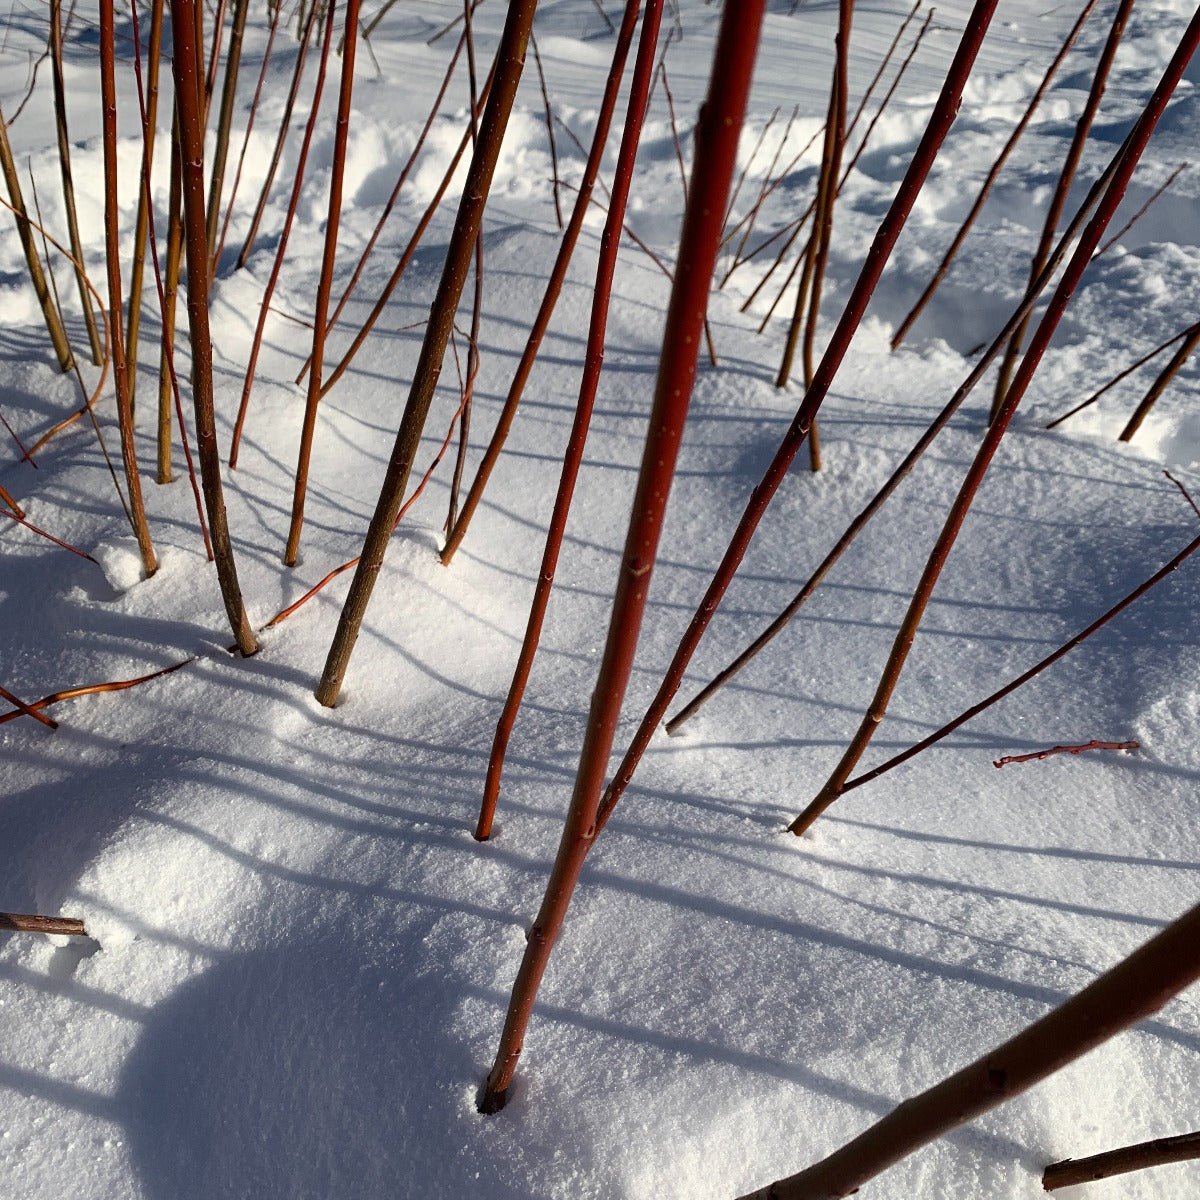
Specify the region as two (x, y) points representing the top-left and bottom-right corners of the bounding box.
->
(993, 739), (1138, 768)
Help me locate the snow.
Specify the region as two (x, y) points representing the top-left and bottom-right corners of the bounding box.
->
(2, 1), (1199, 1197)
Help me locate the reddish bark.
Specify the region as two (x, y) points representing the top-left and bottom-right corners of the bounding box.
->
(479, 0), (767, 1113)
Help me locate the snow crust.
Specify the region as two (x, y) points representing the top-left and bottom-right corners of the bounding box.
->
(2, 2), (1199, 1197)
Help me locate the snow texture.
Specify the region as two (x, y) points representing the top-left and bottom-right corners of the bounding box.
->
(1, 1), (1198, 1197)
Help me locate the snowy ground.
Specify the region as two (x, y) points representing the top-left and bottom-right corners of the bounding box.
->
(2, 1), (1199, 1197)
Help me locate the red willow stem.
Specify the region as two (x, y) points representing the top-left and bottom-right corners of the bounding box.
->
(48, 0), (103, 365)
(1044, 1130), (1200, 1191)
(157, 116), (184, 483)
(100, 0), (157, 577)
(284, 0), (361, 568)
(839, 531), (1200, 793)
(205, 0), (250, 265)
(292, 1), (479, 369)
(736, 900), (1200, 1200)
(438, 0), (642, 565)
(1097, 160), (1187, 257)
(479, 0), (766, 1116)
(0, 480), (23, 516)
(125, 0), (165, 398)
(315, 0), (542, 707)
(529, 30), (563, 229)
(792, 11), (1200, 838)
(0, 504), (99, 563)
(230, 0), (337, 469)
(0, 913), (86, 936)
(993, 739), (1138, 768)
(0, 684), (58, 729)
(891, 0), (1100, 352)
(447, 0), (484, 534)
(594, 0), (1001, 836)
(1118, 323), (1200, 443)
(128, 0), (214, 558)
(168, 0), (258, 656)
(1046, 322), (1199, 430)
(474, 0), (665, 843)
(666, 150), (1125, 736)
(310, 64), (498, 398)
(213, 0), (287, 266)
(991, 0), (1133, 422)
(776, 0), (852, 400)
(0, 657), (195, 728)
(237, 0), (321, 269)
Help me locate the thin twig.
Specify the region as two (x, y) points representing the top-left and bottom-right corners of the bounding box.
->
(993, 739), (1138, 768)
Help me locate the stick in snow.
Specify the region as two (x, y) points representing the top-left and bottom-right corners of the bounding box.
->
(1043, 1131), (1200, 1191)
(735, 900), (1200, 1200)
(993, 740), (1138, 768)
(479, 0), (767, 1113)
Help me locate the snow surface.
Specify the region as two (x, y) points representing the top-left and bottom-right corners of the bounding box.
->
(2, 1), (1199, 1197)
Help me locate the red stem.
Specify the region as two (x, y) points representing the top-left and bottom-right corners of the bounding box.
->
(594, 0), (1001, 838)
(475, 0), (665, 841)
(792, 9), (1200, 836)
(284, 0), (362, 567)
(479, 0), (766, 1114)
(230, 0), (337, 468)
(438, 0), (643, 565)
(737, 901), (1200, 1200)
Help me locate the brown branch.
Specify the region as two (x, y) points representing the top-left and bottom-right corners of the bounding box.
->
(1097, 161), (1188, 258)
(596, 0), (1002, 834)
(128, 1), (214, 559)
(285, 0), (364, 567)
(0, 913), (86, 936)
(1119, 323), (1200, 443)
(1044, 1130), (1200, 1191)
(737, 901), (1200, 1200)
(475, 0), (665, 841)
(993, 739), (1138, 768)
(992, 0), (1133, 420)
(0, 504), (98, 563)
(213, 0), (287, 266)
(230, 0), (335, 467)
(237, 0), (321, 269)
(1165, 468), (1200, 520)
(480, 0), (766, 1114)
(315, 0), (542, 706)
(168, 0), (258, 655)
(48, 0), (103, 364)
(437, 0), (655, 565)
(101, 0), (157, 577)
(529, 29), (562, 229)
(1046, 317), (1200, 429)
(0, 685), (58, 729)
(125, 0), (165, 394)
(837, 528), (1200, 798)
(791, 16), (1200, 837)
(0, 105), (74, 372)
(0, 657), (195, 729)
